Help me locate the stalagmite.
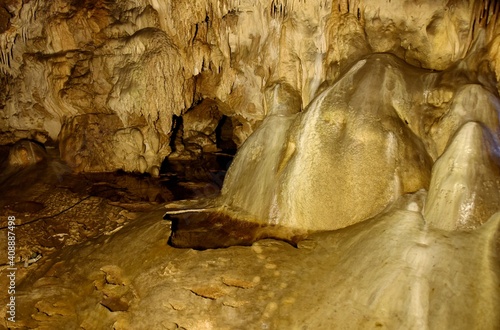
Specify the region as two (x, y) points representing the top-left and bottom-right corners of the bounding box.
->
(1, 0), (500, 328)
(166, 54), (436, 246)
(424, 121), (500, 231)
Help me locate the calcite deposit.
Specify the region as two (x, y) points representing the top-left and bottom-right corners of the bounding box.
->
(1, 0), (500, 329)
(1, 0), (499, 172)
(167, 52), (500, 241)
(424, 121), (500, 230)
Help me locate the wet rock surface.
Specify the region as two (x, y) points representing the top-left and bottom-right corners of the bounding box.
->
(0, 0), (500, 328)
(180, 54), (500, 238)
(0, 142), (498, 329)
(2, 195), (499, 329)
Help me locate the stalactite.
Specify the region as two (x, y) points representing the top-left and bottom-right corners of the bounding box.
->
(336, 0), (364, 19)
(0, 35), (13, 76)
(0, 0), (40, 76)
(337, 0), (347, 14)
(486, 0), (500, 43)
(463, 0), (500, 57)
(22, 26), (27, 43)
(270, 0), (288, 20)
(0, 37), (5, 67)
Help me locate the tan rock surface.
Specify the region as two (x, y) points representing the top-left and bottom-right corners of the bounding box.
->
(59, 113), (169, 174)
(1, 0), (499, 171)
(424, 121), (500, 230)
(4, 204), (499, 329)
(0, 0), (500, 328)
(219, 55), (434, 232)
(6, 139), (46, 167)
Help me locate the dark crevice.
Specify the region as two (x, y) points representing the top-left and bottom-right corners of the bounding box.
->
(215, 115), (237, 152)
(169, 115), (184, 153)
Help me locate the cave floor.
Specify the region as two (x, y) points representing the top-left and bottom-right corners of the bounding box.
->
(0, 147), (499, 329)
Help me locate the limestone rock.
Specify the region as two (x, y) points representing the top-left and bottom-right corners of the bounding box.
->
(1, 0), (499, 172)
(363, 0), (473, 70)
(182, 99), (223, 153)
(274, 210), (500, 329)
(167, 47), (500, 247)
(12, 201), (500, 329)
(0, 6), (10, 34)
(424, 121), (500, 231)
(7, 139), (46, 167)
(184, 100), (222, 136)
(220, 55), (433, 232)
(219, 83), (301, 224)
(59, 114), (168, 173)
(2, 0), (500, 327)
(428, 84), (500, 157)
(263, 81), (302, 116)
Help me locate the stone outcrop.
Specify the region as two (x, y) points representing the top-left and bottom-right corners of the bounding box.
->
(167, 51), (500, 237)
(169, 98), (225, 159)
(58, 113), (167, 174)
(219, 55), (434, 232)
(1, 0), (500, 172)
(424, 121), (500, 230)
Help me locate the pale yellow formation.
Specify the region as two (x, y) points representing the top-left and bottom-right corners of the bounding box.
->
(1, 0), (500, 172)
(199, 51), (500, 234)
(424, 121), (500, 230)
(221, 55), (436, 231)
(0, 1), (499, 327)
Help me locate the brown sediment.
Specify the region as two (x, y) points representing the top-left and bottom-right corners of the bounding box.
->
(164, 210), (306, 250)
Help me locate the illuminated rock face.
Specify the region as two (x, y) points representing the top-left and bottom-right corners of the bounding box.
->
(1, 1), (499, 329)
(166, 53), (500, 247)
(1, 0), (500, 172)
(0, 0), (498, 243)
(222, 55), (435, 231)
(212, 54), (500, 233)
(424, 121), (500, 231)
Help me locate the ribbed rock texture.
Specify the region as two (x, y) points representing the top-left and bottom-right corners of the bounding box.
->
(1, 0), (500, 172)
(168, 54), (500, 236)
(1, 1), (500, 329)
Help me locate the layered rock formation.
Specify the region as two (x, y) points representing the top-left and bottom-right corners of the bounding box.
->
(166, 53), (500, 245)
(1, 0), (500, 173)
(1, 0), (500, 328)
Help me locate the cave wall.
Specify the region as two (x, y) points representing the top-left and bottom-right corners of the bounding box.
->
(0, 0), (499, 173)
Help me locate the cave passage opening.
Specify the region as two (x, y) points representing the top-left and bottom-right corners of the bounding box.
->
(159, 113), (237, 199)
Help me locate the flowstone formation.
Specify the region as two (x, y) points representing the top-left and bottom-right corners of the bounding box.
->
(1, 0), (500, 172)
(1, 0), (500, 329)
(166, 53), (500, 247)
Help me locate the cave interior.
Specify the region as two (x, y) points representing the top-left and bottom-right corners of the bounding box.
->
(0, 0), (500, 329)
